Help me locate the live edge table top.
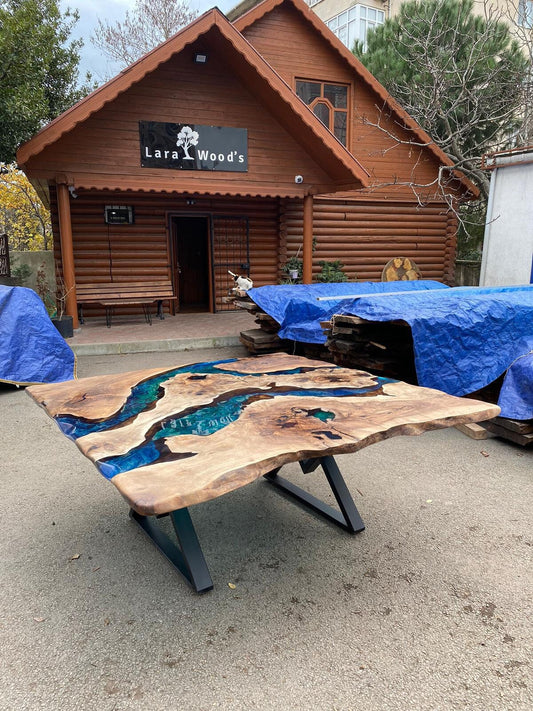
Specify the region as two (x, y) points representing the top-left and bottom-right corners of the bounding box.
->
(27, 353), (500, 517)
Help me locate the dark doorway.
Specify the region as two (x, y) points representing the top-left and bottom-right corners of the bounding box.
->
(172, 216), (210, 312)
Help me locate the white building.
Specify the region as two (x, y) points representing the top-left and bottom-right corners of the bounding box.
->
(309, 0), (533, 53)
(480, 146), (533, 286)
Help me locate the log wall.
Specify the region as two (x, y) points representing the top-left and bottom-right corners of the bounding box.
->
(281, 198), (457, 283)
(51, 189), (280, 314)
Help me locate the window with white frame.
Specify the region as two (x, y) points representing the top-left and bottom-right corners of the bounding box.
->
(518, 0), (533, 28)
(307, 0), (322, 7)
(327, 4), (385, 52)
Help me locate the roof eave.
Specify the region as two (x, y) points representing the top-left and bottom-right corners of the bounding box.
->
(18, 7), (369, 193)
(232, 0), (478, 199)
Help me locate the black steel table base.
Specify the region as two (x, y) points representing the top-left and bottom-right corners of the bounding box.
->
(129, 507), (214, 593)
(129, 455), (364, 592)
(263, 455), (365, 534)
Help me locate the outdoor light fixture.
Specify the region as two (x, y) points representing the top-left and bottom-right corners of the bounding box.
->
(104, 205), (134, 224)
(194, 52), (208, 63)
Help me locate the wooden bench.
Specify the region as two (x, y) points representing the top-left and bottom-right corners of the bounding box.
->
(76, 281), (176, 327)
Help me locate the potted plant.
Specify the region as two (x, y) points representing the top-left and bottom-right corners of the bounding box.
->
(52, 276), (74, 338)
(37, 265), (74, 338)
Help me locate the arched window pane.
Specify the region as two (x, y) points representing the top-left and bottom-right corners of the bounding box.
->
(314, 102), (331, 127)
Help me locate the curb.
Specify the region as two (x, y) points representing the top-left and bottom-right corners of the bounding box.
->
(70, 335), (242, 356)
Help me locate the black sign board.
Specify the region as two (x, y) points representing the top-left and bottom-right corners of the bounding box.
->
(139, 121), (248, 172)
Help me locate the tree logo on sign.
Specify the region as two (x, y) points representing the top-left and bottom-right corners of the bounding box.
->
(177, 126), (199, 160)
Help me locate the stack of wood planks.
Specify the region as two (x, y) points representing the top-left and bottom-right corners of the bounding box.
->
(230, 289), (331, 359)
(482, 417), (533, 447)
(225, 289), (292, 354)
(325, 313), (532, 446)
(232, 290), (531, 446)
(324, 313), (418, 383)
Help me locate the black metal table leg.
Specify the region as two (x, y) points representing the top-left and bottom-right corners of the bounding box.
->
(105, 306), (112, 328)
(264, 455), (365, 534)
(129, 456), (361, 592)
(129, 507), (213, 593)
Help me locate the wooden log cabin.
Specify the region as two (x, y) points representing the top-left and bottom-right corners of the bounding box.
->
(17, 0), (477, 328)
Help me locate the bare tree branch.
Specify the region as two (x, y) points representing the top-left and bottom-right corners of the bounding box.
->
(91, 0), (198, 70)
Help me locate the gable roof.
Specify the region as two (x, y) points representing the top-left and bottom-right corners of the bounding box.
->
(17, 8), (369, 193)
(231, 0), (479, 198)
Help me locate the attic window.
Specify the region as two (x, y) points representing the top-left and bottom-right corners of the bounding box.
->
(296, 80), (348, 146)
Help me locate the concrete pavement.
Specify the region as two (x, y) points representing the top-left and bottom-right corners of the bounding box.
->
(1, 347), (532, 710)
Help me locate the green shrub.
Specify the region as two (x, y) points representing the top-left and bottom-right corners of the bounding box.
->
(11, 263), (32, 286)
(316, 260), (348, 283)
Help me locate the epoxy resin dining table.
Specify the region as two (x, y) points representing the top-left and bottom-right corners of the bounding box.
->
(27, 353), (500, 592)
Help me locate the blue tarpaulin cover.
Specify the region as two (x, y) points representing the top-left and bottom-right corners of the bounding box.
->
(497, 338), (533, 420)
(0, 285), (76, 385)
(336, 285), (533, 413)
(247, 280), (449, 345)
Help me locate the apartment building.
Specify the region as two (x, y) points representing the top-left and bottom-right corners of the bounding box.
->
(309, 0), (533, 52)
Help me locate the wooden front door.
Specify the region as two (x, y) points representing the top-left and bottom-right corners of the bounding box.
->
(173, 216), (210, 312)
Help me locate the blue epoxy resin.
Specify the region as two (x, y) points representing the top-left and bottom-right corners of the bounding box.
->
(94, 379), (390, 479)
(55, 359), (318, 440)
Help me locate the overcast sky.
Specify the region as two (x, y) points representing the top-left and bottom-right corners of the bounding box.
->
(61, 0), (235, 83)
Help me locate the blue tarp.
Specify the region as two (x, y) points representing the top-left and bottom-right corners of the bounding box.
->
(0, 285), (76, 385)
(497, 338), (533, 420)
(336, 285), (533, 407)
(247, 280), (449, 345)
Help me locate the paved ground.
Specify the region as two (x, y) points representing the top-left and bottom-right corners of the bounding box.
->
(1, 347), (532, 711)
(69, 311), (252, 355)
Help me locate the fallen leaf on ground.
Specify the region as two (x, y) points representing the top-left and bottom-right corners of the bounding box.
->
(480, 451), (490, 457)
(70, 554), (81, 560)
(33, 617), (45, 623)
(228, 582), (236, 589)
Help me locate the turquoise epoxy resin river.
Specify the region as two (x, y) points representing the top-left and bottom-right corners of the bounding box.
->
(95, 376), (389, 479)
(56, 358), (308, 440)
(51, 360), (391, 479)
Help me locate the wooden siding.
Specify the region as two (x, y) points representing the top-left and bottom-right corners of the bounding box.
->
(51, 189), (280, 315)
(242, 4), (448, 201)
(280, 198), (456, 283)
(25, 35), (342, 198)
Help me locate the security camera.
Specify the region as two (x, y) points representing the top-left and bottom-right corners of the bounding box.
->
(294, 175), (304, 184)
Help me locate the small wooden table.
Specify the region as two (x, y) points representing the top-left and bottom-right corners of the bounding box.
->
(27, 353), (499, 593)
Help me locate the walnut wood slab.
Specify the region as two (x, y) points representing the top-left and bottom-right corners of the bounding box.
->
(27, 353), (500, 516)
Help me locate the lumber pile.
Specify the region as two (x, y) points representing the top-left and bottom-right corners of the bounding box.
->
(231, 290), (532, 447)
(326, 315), (533, 446)
(481, 417), (533, 446)
(325, 314), (418, 383)
(229, 288), (331, 359)
(224, 288), (292, 354)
